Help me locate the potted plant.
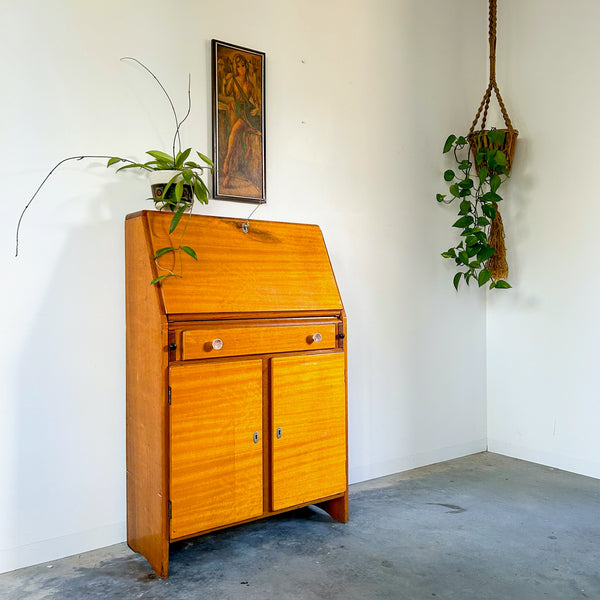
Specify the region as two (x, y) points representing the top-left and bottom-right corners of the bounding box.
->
(436, 129), (512, 291)
(15, 57), (213, 285)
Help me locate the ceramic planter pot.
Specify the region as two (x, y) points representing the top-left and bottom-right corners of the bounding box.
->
(149, 170), (193, 209)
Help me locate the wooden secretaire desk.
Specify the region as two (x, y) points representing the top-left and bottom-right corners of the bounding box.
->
(125, 211), (348, 577)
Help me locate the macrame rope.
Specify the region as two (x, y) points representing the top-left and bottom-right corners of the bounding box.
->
(469, 0), (514, 135)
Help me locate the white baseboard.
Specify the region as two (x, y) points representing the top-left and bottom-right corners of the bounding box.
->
(349, 438), (487, 485)
(0, 521), (126, 575)
(488, 439), (600, 480)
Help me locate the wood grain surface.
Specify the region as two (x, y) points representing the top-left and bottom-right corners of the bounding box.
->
(270, 352), (347, 511)
(141, 211), (343, 316)
(169, 360), (264, 539)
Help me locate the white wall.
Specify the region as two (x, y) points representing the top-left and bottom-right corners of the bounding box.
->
(0, 0), (486, 572)
(487, 0), (600, 478)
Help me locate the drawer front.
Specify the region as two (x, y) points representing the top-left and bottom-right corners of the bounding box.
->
(182, 323), (337, 360)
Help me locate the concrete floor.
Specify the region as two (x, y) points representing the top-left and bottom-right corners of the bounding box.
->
(3, 452), (600, 599)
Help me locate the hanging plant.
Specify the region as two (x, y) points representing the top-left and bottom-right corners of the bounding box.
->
(437, 0), (518, 291)
(437, 129), (511, 290)
(15, 58), (213, 286)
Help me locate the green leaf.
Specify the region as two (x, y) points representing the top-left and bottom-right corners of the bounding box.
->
(459, 200), (471, 215)
(495, 150), (508, 166)
(153, 246), (174, 259)
(477, 245), (496, 262)
(494, 280), (512, 289)
(150, 275), (171, 285)
(478, 269), (492, 287)
(477, 216), (490, 226)
(465, 235), (479, 247)
(436, 193), (446, 203)
(458, 160), (471, 172)
(193, 179), (208, 204)
(174, 180), (184, 202)
(458, 251), (469, 265)
(107, 157), (122, 167)
(444, 169), (455, 182)
(197, 151), (214, 167)
(181, 246), (198, 260)
(481, 192), (502, 204)
(478, 165), (488, 184)
(487, 129), (506, 145)
(443, 135), (457, 153)
(449, 183), (460, 197)
(183, 161), (204, 170)
(490, 174), (502, 193)
(115, 164), (143, 172)
(452, 216), (474, 228)
(456, 136), (467, 146)
(466, 246), (480, 258)
(147, 150), (175, 165)
(175, 148), (192, 168)
(486, 149), (507, 171)
(482, 203), (497, 220)
(453, 272), (462, 290)
(169, 204), (187, 234)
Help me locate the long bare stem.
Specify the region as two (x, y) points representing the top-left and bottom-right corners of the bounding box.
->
(121, 57), (182, 157)
(15, 155), (136, 256)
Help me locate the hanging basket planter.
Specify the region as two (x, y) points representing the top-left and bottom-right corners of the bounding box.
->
(437, 0), (519, 290)
(468, 0), (518, 175)
(467, 127), (518, 174)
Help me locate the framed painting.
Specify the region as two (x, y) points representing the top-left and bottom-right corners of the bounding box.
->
(212, 40), (266, 204)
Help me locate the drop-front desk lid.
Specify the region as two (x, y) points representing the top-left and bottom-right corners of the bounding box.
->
(126, 211), (344, 317)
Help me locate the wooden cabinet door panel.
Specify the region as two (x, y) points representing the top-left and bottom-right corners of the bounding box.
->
(271, 353), (346, 511)
(169, 360), (263, 539)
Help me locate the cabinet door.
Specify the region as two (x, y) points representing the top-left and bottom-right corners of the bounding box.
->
(169, 360), (263, 539)
(271, 352), (347, 511)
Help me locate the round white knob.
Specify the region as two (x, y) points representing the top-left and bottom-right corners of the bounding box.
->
(212, 338), (224, 350)
(312, 332), (322, 343)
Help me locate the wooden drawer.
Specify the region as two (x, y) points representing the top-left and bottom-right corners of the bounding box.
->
(181, 322), (338, 360)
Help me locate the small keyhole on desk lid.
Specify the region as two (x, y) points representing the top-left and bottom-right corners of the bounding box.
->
(276, 427), (282, 439)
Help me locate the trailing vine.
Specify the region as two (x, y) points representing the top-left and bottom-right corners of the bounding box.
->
(15, 57), (213, 286)
(437, 129), (511, 291)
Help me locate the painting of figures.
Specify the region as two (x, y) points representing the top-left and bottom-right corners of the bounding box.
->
(212, 40), (266, 203)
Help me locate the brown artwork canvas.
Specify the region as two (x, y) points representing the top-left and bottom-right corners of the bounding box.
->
(212, 40), (266, 204)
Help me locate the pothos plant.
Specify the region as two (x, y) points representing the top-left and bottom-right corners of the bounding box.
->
(15, 57), (213, 285)
(436, 129), (511, 291)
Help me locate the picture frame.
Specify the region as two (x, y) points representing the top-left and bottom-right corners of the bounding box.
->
(212, 39), (266, 204)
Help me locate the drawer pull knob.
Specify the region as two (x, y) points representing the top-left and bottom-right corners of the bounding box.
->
(212, 338), (224, 350)
(312, 332), (323, 343)
(253, 431), (259, 444)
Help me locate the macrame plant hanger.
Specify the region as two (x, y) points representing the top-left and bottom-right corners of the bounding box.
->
(467, 0), (518, 281)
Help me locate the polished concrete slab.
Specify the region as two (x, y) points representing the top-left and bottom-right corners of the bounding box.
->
(3, 452), (600, 599)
